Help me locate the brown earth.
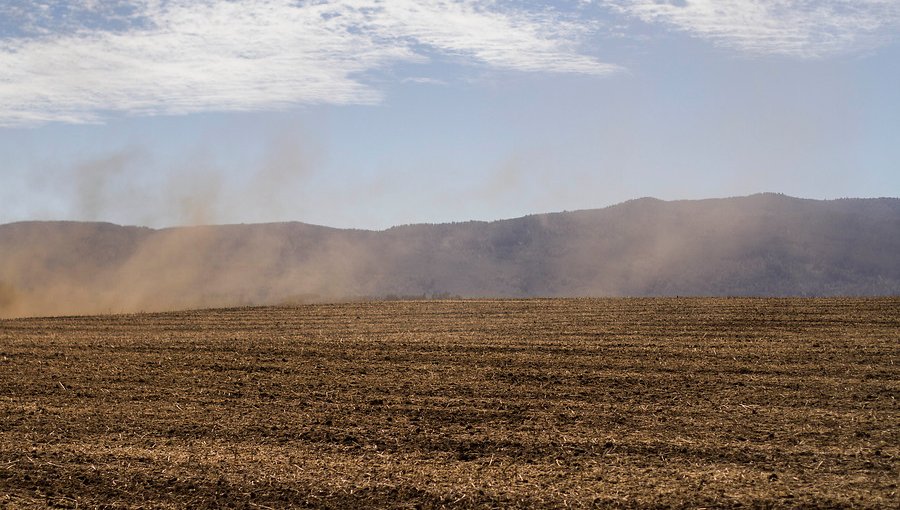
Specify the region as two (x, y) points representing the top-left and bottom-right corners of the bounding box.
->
(0, 298), (898, 508)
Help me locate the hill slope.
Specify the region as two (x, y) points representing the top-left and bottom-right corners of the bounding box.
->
(2, 194), (899, 316)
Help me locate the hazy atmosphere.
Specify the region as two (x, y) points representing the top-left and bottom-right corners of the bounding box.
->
(3, 4), (900, 508)
(2, 0), (899, 229)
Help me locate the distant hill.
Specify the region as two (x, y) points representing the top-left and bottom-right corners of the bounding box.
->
(2, 193), (899, 317)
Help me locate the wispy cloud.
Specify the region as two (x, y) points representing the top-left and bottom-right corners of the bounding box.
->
(607, 0), (900, 58)
(0, 0), (616, 126)
(372, 0), (619, 74)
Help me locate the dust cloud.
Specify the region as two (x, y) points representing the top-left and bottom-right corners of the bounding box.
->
(0, 222), (378, 318)
(52, 125), (320, 229)
(0, 281), (18, 317)
(75, 148), (146, 222)
(0, 126), (354, 318)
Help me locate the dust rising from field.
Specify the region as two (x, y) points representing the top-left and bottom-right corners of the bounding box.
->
(1, 298), (898, 508)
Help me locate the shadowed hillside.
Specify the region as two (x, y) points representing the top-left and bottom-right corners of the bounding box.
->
(2, 194), (899, 317)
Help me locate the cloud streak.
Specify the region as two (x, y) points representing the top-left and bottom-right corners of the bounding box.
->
(0, 0), (616, 126)
(607, 0), (900, 58)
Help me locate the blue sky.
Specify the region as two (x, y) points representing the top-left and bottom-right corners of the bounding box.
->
(1, 0), (899, 229)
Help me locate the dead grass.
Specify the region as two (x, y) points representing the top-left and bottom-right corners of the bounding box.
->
(0, 298), (898, 508)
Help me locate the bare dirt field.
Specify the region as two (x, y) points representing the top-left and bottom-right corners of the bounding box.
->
(1, 298), (898, 508)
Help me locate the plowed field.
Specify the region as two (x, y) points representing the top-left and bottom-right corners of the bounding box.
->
(1, 298), (898, 508)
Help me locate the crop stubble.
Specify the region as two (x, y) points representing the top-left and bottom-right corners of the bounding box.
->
(0, 298), (898, 508)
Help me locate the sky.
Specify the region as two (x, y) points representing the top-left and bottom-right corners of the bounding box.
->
(1, 0), (899, 230)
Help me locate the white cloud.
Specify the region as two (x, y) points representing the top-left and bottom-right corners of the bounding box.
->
(0, 0), (616, 126)
(371, 0), (619, 74)
(607, 0), (900, 58)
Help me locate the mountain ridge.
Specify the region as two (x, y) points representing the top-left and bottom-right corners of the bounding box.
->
(5, 192), (897, 232)
(2, 194), (899, 317)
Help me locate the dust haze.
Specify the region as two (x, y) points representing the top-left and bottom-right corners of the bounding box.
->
(0, 127), (333, 317)
(2, 194), (899, 318)
(0, 222), (369, 318)
(50, 126), (319, 228)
